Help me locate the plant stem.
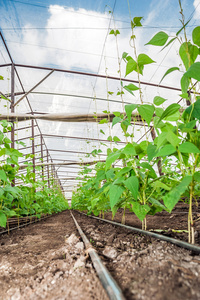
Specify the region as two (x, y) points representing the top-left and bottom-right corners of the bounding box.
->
(122, 206), (126, 224)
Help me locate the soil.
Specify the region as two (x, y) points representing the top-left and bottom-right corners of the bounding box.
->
(0, 211), (108, 300)
(103, 205), (200, 245)
(0, 209), (200, 300)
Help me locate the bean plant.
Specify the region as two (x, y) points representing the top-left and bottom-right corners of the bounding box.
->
(0, 117), (69, 229)
(72, 5), (200, 244)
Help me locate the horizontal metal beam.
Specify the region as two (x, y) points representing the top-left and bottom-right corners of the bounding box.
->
(48, 148), (107, 157)
(43, 133), (126, 144)
(19, 160), (105, 169)
(14, 63), (182, 92)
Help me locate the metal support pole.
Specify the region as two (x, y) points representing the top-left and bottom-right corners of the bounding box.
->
(11, 64), (15, 186)
(47, 153), (50, 188)
(40, 134), (44, 181)
(31, 120), (35, 178)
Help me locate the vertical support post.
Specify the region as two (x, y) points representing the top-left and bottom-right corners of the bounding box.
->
(40, 135), (44, 181)
(47, 152), (50, 188)
(11, 64), (15, 186)
(150, 127), (163, 176)
(31, 119), (35, 179)
(51, 160), (54, 188)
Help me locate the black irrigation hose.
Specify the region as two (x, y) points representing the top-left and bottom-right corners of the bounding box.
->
(70, 212), (125, 300)
(77, 211), (200, 254)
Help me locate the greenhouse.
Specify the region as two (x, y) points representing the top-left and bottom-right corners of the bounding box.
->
(0, 0), (200, 299)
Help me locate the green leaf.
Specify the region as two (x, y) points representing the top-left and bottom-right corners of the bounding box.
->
(178, 142), (200, 154)
(166, 131), (180, 148)
(149, 198), (166, 209)
(106, 169), (115, 179)
(133, 17), (143, 27)
(137, 54), (155, 66)
(96, 170), (106, 181)
(125, 58), (137, 76)
(100, 129), (105, 135)
(131, 202), (150, 221)
(194, 171), (200, 182)
(0, 212), (7, 228)
(192, 26), (200, 47)
(185, 98), (200, 120)
(163, 176), (192, 212)
(181, 74), (190, 94)
(122, 52), (128, 60)
(112, 116), (121, 127)
(150, 181), (171, 191)
(147, 144), (158, 161)
(113, 111), (121, 117)
(145, 31), (168, 46)
(0, 75), (4, 80)
(113, 136), (121, 142)
(140, 162), (157, 179)
(0, 170), (7, 182)
(109, 185), (124, 209)
(179, 42), (199, 70)
(124, 176), (139, 200)
(176, 18), (191, 36)
(125, 104), (138, 122)
(123, 83), (139, 96)
(99, 118), (108, 124)
(138, 104), (154, 126)
(153, 96), (167, 106)
(184, 62), (200, 81)
(106, 151), (121, 169)
(160, 67), (179, 84)
(155, 107), (164, 118)
(121, 119), (130, 134)
(113, 177), (125, 184)
(158, 103), (180, 123)
(122, 143), (136, 156)
(116, 167), (132, 178)
(156, 144), (176, 157)
(165, 111), (180, 121)
(6, 210), (17, 217)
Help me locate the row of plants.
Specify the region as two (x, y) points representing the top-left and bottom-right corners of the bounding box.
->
(72, 9), (200, 244)
(0, 117), (69, 229)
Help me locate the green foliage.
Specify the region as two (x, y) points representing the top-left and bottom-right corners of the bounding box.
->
(145, 31), (169, 46)
(138, 104), (154, 126)
(0, 119), (69, 228)
(71, 19), (200, 243)
(192, 26), (200, 46)
(159, 67), (180, 84)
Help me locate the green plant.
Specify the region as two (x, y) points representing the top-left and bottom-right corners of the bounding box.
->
(72, 2), (200, 244)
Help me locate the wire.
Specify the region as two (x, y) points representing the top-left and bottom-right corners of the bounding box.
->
(6, 0), (129, 23)
(1, 25), (198, 31)
(4, 0), (199, 28)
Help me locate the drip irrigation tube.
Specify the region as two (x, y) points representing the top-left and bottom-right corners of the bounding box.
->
(70, 212), (125, 300)
(77, 211), (200, 254)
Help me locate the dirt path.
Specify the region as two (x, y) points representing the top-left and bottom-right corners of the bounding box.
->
(0, 209), (200, 300)
(73, 210), (200, 300)
(0, 210), (108, 300)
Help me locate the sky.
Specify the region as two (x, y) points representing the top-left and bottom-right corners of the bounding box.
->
(0, 0), (199, 197)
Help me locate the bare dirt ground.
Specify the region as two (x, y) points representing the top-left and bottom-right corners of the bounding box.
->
(0, 209), (200, 300)
(103, 204), (200, 245)
(0, 211), (108, 300)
